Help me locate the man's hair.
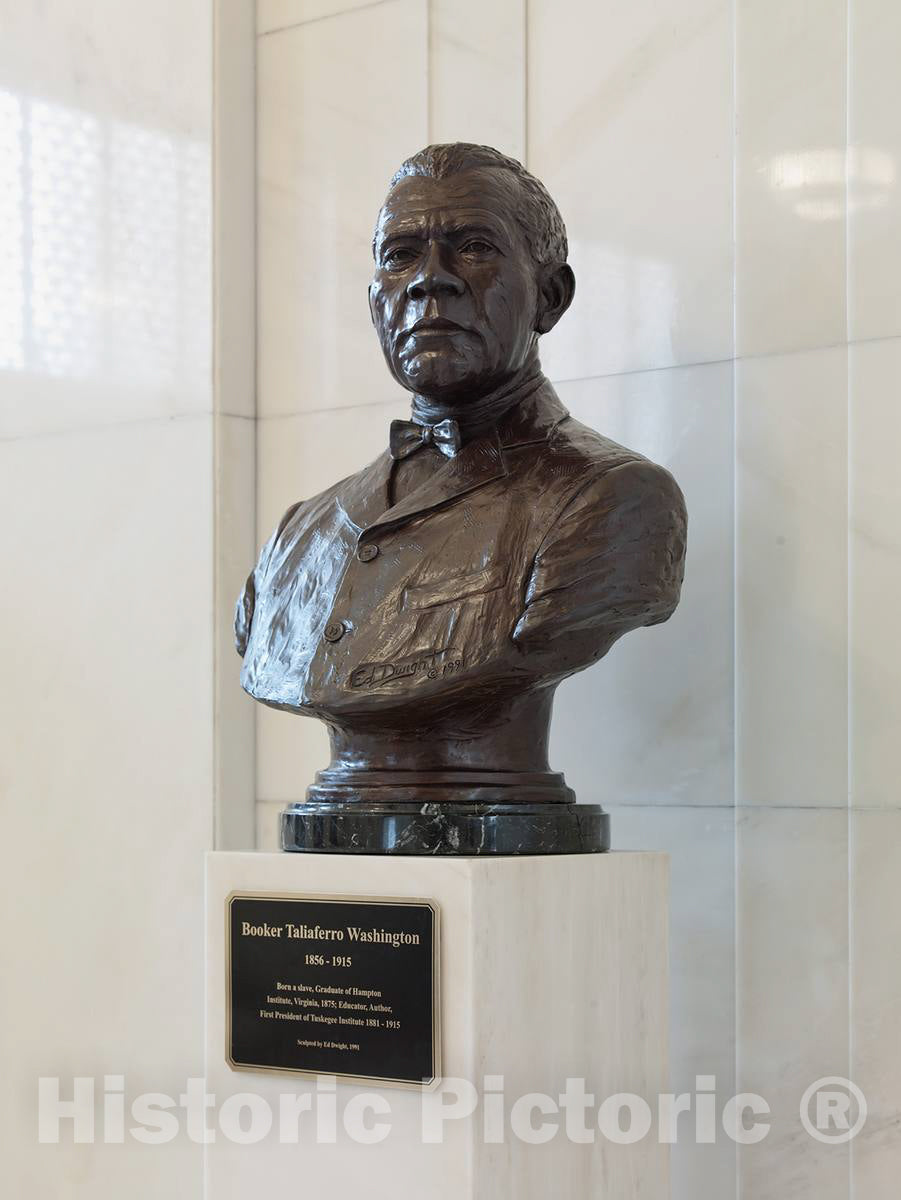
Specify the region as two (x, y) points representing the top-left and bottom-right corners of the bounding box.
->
(379, 143), (568, 266)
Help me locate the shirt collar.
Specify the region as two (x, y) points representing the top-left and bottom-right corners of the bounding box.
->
(409, 358), (548, 444)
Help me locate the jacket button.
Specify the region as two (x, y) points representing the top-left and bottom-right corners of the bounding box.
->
(323, 620), (346, 643)
(357, 543), (379, 562)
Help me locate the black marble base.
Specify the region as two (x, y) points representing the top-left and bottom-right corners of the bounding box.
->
(280, 801), (610, 856)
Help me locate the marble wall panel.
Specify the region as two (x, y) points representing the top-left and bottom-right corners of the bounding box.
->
(848, 1), (901, 342)
(736, 0), (847, 356)
(216, 413), (258, 848)
(736, 347), (848, 807)
(611, 806), (736, 1199)
(0, 0), (211, 132)
(257, 0), (381, 35)
(849, 338), (901, 809)
(850, 809), (901, 1198)
(214, 0), (257, 849)
(736, 807), (850, 1199)
(0, 0), (212, 438)
(0, 417), (214, 1198)
(429, 0), (525, 159)
(527, 0), (733, 381)
(0, 6), (222, 1195)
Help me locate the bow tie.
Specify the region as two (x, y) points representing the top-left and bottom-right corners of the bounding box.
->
(389, 418), (463, 461)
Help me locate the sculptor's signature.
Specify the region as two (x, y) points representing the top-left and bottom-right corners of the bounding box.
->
(349, 647), (464, 689)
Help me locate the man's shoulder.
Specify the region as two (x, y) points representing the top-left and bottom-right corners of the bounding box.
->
(548, 414), (646, 471)
(515, 412), (682, 508)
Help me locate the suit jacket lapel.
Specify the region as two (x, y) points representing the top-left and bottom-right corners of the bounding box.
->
(338, 451), (393, 535)
(361, 429), (507, 537)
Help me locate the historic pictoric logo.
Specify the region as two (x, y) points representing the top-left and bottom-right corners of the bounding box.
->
(349, 647), (463, 689)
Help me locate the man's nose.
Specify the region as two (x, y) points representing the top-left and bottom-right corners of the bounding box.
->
(406, 242), (464, 300)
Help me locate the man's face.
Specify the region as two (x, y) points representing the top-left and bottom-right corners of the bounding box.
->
(369, 168), (541, 402)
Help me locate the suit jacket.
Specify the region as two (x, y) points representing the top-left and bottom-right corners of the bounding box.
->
(235, 380), (687, 734)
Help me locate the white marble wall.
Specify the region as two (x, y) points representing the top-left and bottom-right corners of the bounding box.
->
(254, 1), (901, 1197)
(0, 2), (255, 1196)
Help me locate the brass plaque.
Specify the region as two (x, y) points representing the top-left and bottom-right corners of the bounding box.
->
(227, 892), (439, 1087)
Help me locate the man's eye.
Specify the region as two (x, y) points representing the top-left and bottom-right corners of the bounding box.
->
(383, 247), (417, 267)
(460, 239), (495, 255)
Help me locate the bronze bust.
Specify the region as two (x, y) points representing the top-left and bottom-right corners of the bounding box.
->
(237, 144), (687, 855)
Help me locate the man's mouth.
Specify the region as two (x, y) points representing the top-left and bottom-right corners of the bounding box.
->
(406, 317), (469, 337)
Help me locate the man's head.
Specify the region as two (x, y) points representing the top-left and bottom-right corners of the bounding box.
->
(369, 144), (575, 403)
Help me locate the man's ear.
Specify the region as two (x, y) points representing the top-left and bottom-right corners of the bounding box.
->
(368, 283), (377, 327)
(535, 262), (575, 335)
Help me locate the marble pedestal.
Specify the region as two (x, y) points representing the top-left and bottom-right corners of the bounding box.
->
(205, 851), (669, 1199)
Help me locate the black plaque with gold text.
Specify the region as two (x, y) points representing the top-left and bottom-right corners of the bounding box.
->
(227, 893), (439, 1086)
